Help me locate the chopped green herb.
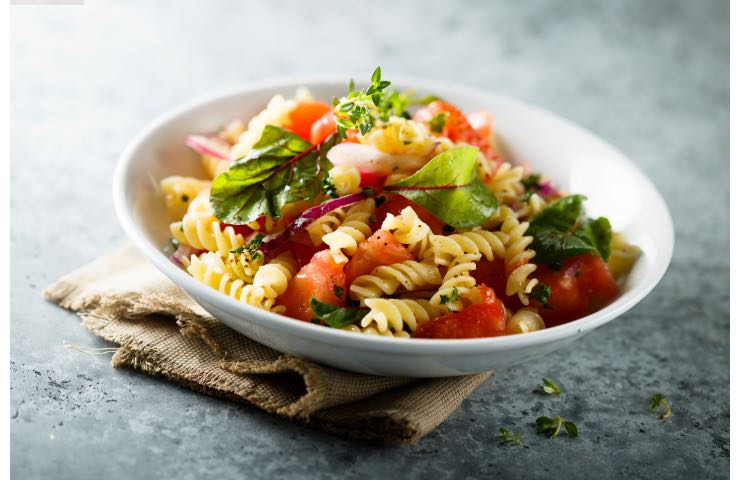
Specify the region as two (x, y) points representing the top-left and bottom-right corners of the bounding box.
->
(169, 238), (180, 251)
(439, 294), (450, 305)
(322, 176), (338, 198)
(309, 297), (369, 329)
(521, 174), (542, 191)
(428, 112), (449, 133)
(541, 378), (563, 396)
(650, 393), (672, 420)
(536, 415), (578, 439)
(232, 233), (265, 259)
(527, 195), (612, 269)
(450, 287), (460, 301)
(333, 285), (344, 299)
(498, 428), (526, 447)
(333, 67), (396, 138)
(529, 284), (552, 307)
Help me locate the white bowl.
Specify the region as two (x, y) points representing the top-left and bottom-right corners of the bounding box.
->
(113, 76), (673, 377)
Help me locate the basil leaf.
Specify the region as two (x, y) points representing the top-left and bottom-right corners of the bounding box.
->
(309, 297), (369, 329)
(528, 195), (612, 268)
(577, 216), (612, 260)
(384, 146), (498, 228)
(210, 126), (337, 224)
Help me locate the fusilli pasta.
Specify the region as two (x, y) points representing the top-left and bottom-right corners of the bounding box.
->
(170, 213), (244, 254)
(489, 206), (538, 304)
(506, 307), (546, 334)
(349, 260), (442, 301)
(607, 232), (641, 282)
(381, 206), (433, 259)
(361, 298), (444, 335)
(430, 253), (479, 311)
(322, 199), (375, 263)
(160, 176), (211, 218)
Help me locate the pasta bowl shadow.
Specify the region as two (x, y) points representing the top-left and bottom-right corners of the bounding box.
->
(113, 76), (673, 377)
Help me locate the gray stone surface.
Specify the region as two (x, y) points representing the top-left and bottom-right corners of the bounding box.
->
(10, 0), (729, 478)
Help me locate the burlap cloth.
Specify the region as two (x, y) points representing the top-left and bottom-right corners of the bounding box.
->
(44, 245), (491, 444)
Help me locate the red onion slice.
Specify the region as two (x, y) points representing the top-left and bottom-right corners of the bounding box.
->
(260, 192), (368, 252)
(185, 134), (230, 161)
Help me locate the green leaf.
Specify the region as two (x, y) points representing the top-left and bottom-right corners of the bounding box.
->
(564, 422), (579, 438)
(371, 66), (382, 84)
(428, 112), (449, 133)
(384, 146), (498, 229)
(541, 378), (563, 396)
(529, 284), (551, 307)
(498, 428), (525, 447)
(650, 393), (672, 420)
(309, 297), (369, 329)
(527, 195), (612, 268)
(210, 126), (337, 224)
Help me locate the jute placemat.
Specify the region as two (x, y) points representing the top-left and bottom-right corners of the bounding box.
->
(44, 245), (491, 444)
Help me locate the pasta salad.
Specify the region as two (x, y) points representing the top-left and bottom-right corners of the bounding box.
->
(162, 68), (641, 340)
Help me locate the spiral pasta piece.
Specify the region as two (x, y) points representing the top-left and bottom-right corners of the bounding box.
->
(170, 213), (244, 254)
(186, 189), (212, 214)
(160, 176), (211, 219)
(328, 165), (362, 196)
(516, 193), (547, 220)
(306, 207), (348, 246)
(252, 252), (297, 301)
(349, 260), (442, 301)
(506, 307), (546, 334)
(430, 229), (508, 266)
(187, 252), (280, 312)
(490, 206), (538, 304)
(361, 298), (444, 335)
(430, 253), (479, 311)
(359, 117), (437, 156)
(607, 232), (641, 281)
(224, 250), (265, 283)
(321, 199), (375, 264)
(342, 324), (411, 338)
(488, 162), (525, 203)
(381, 206), (433, 259)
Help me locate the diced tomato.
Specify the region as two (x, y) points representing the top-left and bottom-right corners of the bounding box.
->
(344, 230), (413, 285)
(276, 250), (346, 322)
(359, 170), (387, 190)
(470, 258), (520, 310)
(533, 254), (620, 327)
(413, 100), (498, 160)
(288, 101), (333, 142)
(309, 110), (336, 144)
(373, 195), (445, 235)
(288, 230), (323, 268)
(414, 284), (506, 339)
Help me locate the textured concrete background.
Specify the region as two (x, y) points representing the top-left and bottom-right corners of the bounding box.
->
(10, 0), (729, 478)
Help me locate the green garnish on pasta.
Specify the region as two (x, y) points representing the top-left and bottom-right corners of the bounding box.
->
(528, 195), (612, 269)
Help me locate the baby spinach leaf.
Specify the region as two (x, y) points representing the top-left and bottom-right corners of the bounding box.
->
(210, 126), (337, 225)
(310, 297), (369, 329)
(527, 195), (612, 269)
(383, 146), (498, 229)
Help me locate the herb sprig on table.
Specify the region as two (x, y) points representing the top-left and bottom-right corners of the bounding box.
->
(650, 393), (672, 420)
